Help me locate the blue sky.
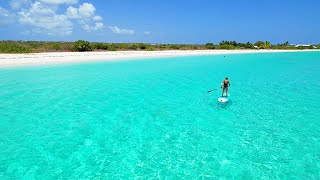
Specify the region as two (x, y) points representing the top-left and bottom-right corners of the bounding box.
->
(0, 0), (319, 44)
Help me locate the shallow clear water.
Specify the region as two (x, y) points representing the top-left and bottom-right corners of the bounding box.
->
(0, 52), (319, 179)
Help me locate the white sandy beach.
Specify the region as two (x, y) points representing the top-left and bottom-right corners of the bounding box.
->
(0, 49), (318, 67)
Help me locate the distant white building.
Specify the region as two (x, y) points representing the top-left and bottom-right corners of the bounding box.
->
(292, 44), (311, 47)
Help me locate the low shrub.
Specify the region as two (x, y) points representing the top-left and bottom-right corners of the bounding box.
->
(0, 43), (31, 53)
(205, 43), (215, 49)
(73, 40), (92, 52)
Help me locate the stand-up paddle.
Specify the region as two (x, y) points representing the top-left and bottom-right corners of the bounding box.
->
(207, 88), (219, 93)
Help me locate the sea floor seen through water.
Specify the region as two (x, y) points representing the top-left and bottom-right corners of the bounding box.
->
(0, 52), (319, 179)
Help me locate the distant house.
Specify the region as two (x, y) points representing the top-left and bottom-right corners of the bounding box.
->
(254, 46), (259, 49)
(293, 44), (311, 47)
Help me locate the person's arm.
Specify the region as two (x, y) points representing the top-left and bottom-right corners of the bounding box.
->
(228, 81), (231, 87)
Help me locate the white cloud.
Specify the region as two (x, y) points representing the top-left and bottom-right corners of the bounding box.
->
(82, 22), (104, 32)
(94, 22), (104, 30)
(66, 6), (79, 19)
(18, 2), (73, 35)
(66, 3), (103, 32)
(4, 1), (104, 34)
(0, 7), (15, 25)
(0, 7), (11, 17)
(66, 3), (97, 19)
(93, 15), (102, 21)
(39, 0), (78, 5)
(10, 0), (31, 10)
(109, 26), (135, 35)
(144, 31), (151, 35)
(78, 3), (95, 18)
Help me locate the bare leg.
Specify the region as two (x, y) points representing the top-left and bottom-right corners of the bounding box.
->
(222, 88), (225, 97)
(226, 87), (228, 97)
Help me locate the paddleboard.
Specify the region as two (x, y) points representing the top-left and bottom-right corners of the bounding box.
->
(218, 93), (230, 103)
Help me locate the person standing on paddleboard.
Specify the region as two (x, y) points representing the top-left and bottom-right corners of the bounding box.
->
(221, 77), (230, 97)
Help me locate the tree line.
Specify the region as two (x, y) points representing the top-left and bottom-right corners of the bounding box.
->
(0, 40), (318, 53)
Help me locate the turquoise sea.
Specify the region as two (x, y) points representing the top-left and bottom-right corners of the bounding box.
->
(0, 52), (319, 179)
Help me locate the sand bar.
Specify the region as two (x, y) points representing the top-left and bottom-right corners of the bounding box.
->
(0, 49), (319, 68)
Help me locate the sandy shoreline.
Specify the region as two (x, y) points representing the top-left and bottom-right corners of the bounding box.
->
(0, 49), (319, 68)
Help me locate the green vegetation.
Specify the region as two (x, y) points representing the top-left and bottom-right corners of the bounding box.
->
(0, 42), (31, 53)
(73, 40), (92, 52)
(254, 41), (272, 49)
(205, 43), (215, 49)
(0, 41), (73, 53)
(0, 40), (318, 53)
